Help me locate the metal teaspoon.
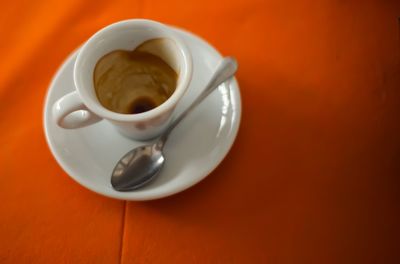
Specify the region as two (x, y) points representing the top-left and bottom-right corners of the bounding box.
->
(111, 57), (238, 191)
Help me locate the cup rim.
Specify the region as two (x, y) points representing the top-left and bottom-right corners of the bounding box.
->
(73, 19), (192, 122)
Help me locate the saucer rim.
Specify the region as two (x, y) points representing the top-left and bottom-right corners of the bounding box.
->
(43, 27), (242, 200)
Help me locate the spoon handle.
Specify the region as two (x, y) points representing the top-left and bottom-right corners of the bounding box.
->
(158, 57), (238, 145)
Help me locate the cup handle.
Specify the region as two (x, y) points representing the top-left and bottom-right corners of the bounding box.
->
(52, 91), (102, 129)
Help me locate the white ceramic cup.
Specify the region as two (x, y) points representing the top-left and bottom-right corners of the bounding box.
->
(52, 19), (192, 140)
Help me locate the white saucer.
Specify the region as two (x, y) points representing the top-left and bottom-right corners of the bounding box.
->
(43, 28), (241, 200)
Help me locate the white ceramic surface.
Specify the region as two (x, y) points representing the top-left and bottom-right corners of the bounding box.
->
(52, 19), (193, 140)
(44, 27), (241, 200)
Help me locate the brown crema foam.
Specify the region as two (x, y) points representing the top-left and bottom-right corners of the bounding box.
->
(93, 39), (178, 114)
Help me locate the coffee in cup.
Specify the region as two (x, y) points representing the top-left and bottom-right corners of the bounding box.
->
(94, 38), (178, 114)
(52, 19), (192, 140)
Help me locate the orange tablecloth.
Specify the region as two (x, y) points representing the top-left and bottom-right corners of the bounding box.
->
(1, 0), (400, 263)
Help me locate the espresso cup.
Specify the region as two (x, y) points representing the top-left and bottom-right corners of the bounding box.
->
(52, 19), (192, 140)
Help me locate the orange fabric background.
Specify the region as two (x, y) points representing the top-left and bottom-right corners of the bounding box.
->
(1, 0), (400, 263)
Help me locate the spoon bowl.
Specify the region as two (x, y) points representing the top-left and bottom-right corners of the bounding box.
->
(111, 145), (164, 191)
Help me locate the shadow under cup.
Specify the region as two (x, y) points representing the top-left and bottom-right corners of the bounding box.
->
(74, 20), (192, 139)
